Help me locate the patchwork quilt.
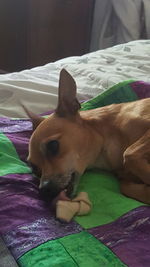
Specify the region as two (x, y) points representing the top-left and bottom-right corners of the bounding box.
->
(0, 80), (150, 267)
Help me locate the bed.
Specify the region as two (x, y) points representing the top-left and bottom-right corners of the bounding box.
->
(1, 39), (150, 118)
(0, 40), (150, 267)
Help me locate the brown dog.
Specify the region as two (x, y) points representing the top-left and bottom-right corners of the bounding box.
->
(26, 69), (150, 204)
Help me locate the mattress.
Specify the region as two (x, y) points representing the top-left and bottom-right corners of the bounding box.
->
(0, 39), (150, 117)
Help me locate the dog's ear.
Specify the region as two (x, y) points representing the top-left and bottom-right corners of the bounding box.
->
(55, 69), (81, 117)
(21, 104), (44, 130)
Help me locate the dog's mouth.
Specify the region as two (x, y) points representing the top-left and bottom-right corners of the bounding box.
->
(38, 170), (80, 201)
(64, 172), (79, 198)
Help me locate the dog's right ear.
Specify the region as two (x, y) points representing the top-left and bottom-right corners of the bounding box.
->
(55, 69), (81, 117)
(21, 104), (44, 130)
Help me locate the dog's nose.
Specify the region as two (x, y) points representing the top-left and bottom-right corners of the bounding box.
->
(39, 180), (61, 201)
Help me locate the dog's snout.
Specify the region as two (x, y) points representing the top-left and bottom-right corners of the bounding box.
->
(39, 180), (49, 189)
(39, 180), (61, 201)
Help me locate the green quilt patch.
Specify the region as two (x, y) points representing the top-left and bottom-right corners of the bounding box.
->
(81, 80), (137, 111)
(75, 170), (143, 228)
(18, 239), (77, 267)
(0, 132), (31, 176)
(18, 232), (127, 267)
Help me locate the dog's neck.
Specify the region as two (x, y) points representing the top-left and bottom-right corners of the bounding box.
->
(79, 106), (124, 171)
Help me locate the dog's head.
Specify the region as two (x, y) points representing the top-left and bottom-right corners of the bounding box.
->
(26, 69), (96, 200)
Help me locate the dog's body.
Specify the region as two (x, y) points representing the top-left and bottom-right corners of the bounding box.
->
(27, 70), (150, 204)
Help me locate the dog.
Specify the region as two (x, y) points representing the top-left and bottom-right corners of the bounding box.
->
(26, 69), (150, 204)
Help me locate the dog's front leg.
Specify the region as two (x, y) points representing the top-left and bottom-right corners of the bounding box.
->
(119, 129), (150, 204)
(123, 129), (150, 185)
(120, 180), (150, 204)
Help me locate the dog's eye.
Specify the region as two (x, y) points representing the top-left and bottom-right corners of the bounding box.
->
(46, 140), (59, 156)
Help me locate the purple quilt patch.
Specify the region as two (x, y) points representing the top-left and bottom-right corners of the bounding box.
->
(89, 206), (150, 267)
(131, 81), (150, 99)
(0, 173), (48, 234)
(0, 118), (32, 133)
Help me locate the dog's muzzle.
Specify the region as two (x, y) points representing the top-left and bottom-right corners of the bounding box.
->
(39, 172), (80, 201)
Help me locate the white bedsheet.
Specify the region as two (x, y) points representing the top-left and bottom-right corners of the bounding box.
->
(0, 40), (150, 118)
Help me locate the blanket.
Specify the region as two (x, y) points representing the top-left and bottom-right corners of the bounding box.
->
(0, 80), (150, 267)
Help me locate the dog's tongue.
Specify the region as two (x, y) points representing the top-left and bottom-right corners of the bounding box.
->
(56, 190), (70, 201)
(52, 190), (70, 208)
